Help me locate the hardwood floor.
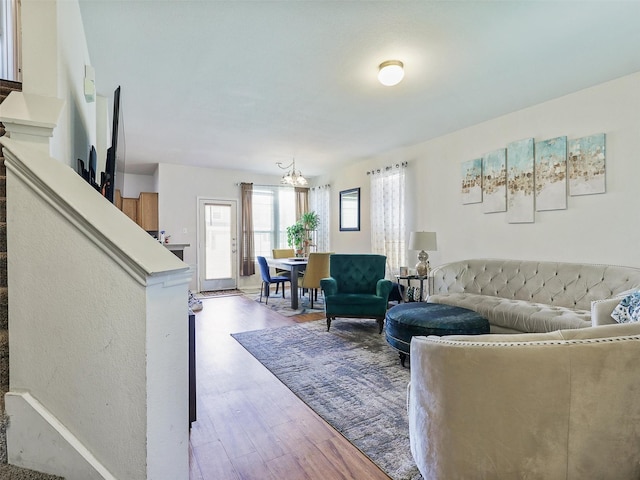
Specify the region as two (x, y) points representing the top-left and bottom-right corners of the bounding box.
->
(189, 293), (391, 480)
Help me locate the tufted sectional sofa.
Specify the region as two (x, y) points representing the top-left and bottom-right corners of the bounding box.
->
(427, 259), (640, 333)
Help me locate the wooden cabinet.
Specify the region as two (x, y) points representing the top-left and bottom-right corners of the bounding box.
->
(115, 191), (159, 232)
(137, 192), (159, 231)
(121, 198), (138, 223)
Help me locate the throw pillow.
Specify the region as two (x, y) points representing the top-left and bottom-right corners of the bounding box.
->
(611, 291), (640, 323)
(406, 286), (419, 302)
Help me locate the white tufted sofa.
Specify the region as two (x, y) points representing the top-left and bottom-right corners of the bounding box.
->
(428, 259), (640, 333)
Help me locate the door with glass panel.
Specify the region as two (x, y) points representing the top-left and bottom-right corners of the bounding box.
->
(198, 199), (237, 291)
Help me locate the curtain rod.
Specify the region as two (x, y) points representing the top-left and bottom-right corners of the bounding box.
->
(235, 183), (305, 188)
(366, 161), (408, 175)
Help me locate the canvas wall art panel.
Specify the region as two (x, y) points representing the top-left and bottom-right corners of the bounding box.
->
(482, 149), (507, 213)
(507, 138), (535, 223)
(535, 136), (567, 211)
(461, 158), (483, 204)
(568, 133), (606, 196)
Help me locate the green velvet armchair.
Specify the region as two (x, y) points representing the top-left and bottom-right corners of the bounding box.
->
(320, 254), (393, 333)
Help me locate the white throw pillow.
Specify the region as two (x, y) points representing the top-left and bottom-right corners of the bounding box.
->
(611, 291), (640, 323)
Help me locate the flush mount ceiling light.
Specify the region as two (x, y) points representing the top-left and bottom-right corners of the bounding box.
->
(277, 158), (308, 186)
(378, 60), (404, 86)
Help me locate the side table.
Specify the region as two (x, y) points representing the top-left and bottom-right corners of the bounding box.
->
(395, 274), (428, 301)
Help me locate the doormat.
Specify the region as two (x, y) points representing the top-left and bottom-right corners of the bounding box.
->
(198, 289), (244, 298)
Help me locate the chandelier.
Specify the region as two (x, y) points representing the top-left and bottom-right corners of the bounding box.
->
(277, 159), (308, 186)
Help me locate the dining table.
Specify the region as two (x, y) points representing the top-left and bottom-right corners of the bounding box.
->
(267, 258), (308, 310)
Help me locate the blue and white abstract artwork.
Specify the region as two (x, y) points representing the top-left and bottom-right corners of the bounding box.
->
(535, 136), (567, 211)
(483, 149), (507, 213)
(568, 133), (606, 196)
(507, 138), (535, 223)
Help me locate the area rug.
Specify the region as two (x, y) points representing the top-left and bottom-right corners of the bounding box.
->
(232, 319), (422, 480)
(247, 289), (325, 317)
(198, 289), (244, 298)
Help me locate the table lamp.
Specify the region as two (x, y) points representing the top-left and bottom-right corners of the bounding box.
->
(409, 231), (437, 277)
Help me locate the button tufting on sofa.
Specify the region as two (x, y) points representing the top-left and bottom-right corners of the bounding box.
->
(427, 259), (640, 334)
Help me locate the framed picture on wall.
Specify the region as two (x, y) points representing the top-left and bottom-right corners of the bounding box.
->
(339, 188), (360, 231)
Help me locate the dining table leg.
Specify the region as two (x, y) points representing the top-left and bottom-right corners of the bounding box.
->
(290, 264), (300, 309)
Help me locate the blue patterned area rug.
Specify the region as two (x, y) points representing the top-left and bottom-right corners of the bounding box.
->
(232, 318), (422, 480)
(248, 289), (325, 317)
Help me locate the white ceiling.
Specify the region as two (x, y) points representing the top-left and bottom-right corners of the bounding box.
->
(78, 1), (640, 177)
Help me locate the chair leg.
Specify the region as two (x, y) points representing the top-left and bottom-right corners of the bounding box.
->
(275, 282), (279, 295)
(264, 282), (270, 305)
(282, 283), (286, 298)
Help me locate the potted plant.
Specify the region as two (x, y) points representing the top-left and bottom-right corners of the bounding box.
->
(301, 211), (319, 231)
(301, 211), (320, 255)
(286, 221), (306, 256)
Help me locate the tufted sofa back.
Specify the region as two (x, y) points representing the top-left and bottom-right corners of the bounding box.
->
(329, 254), (387, 294)
(430, 259), (640, 311)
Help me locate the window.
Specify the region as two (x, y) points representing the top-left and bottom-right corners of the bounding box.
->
(370, 164), (407, 277)
(0, 0), (21, 81)
(252, 186), (296, 258)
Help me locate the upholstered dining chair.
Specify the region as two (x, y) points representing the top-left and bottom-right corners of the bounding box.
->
(272, 248), (295, 281)
(320, 254), (393, 333)
(299, 252), (332, 308)
(257, 256), (290, 304)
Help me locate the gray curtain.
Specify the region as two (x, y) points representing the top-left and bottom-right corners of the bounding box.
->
(240, 183), (255, 276)
(295, 187), (309, 220)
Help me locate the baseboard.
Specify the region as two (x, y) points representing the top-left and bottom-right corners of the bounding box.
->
(5, 391), (116, 479)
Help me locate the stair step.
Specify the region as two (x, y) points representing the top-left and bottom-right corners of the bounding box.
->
(0, 288), (6, 331)
(0, 330), (7, 395)
(0, 254), (5, 289)
(0, 463), (64, 479)
(0, 80), (22, 99)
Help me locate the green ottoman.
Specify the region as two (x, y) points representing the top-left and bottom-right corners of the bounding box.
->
(385, 302), (489, 367)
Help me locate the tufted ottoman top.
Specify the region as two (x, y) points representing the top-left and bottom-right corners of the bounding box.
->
(385, 302), (490, 366)
(386, 302), (489, 332)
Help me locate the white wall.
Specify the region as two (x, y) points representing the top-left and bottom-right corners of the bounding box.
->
(156, 163), (288, 290)
(327, 72), (640, 269)
(121, 172), (157, 198)
(153, 72), (640, 292)
(21, 0), (96, 167)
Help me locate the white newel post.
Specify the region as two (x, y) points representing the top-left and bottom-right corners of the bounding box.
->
(0, 96), (192, 479)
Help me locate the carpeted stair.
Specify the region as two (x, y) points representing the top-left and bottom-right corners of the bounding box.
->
(0, 80), (63, 479)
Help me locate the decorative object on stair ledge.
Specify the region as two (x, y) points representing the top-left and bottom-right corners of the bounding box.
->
(277, 158), (307, 186)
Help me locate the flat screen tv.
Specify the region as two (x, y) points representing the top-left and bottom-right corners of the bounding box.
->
(101, 85), (121, 203)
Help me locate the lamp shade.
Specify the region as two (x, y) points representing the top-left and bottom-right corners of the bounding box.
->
(409, 231), (437, 251)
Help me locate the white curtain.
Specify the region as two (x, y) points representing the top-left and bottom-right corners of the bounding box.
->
(309, 185), (331, 252)
(370, 165), (406, 278)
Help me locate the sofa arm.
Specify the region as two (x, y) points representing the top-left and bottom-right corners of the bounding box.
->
(408, 328), (640, 479)
(320, 277), (337, 296)
(591, 297), (622, 326)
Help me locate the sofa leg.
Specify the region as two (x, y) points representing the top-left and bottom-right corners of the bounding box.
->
(377, 318), (384, 334)
(326, 317), (332, 331)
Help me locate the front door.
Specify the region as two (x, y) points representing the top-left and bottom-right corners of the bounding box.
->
(198, 198), (237, 291)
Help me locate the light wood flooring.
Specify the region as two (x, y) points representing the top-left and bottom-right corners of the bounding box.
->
(189, 292), (391, 480)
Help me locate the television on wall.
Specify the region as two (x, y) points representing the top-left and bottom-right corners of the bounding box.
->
(101, 85), (121, 203)
(76, 86), (124, 205)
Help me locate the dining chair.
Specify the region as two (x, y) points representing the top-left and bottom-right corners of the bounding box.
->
(299, 252), (332, 308)
(272, 248), (295, 286)
(257, 256), (290, 304)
